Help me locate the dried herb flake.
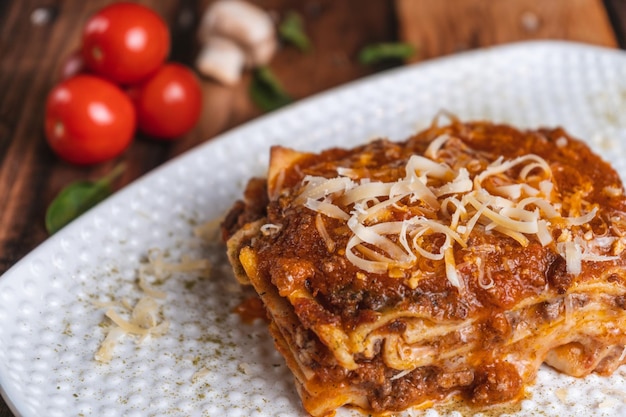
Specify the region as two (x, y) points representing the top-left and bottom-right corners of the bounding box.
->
(358, 42), (416, 65)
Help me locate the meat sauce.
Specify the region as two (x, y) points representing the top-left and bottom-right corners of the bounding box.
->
(248, 122), (624, 327)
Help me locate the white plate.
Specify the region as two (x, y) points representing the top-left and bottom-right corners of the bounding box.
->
(3, 41), (626, 417)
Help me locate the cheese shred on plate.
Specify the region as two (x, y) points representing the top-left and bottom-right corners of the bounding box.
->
(94, 248), (211, 363)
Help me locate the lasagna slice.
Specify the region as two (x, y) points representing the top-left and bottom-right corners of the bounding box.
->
(222, 120), (626, 416)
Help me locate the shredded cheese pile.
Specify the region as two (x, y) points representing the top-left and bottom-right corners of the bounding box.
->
(95, 296), (170, 363)
(95, 248), (211, 363)
(295, 134), (619, 289)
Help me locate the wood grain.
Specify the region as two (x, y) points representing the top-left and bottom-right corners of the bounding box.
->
(396, 0), (617, 61)
(604, 0), (626, 47)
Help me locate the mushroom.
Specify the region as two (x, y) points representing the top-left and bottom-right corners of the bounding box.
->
(195, 36), (246, 86)
(195, 0), (277, 84)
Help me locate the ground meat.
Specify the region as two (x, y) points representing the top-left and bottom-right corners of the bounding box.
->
(221, 177), (268, 240)
(546, 255), (571, 294)
(467, 361), (522, 405)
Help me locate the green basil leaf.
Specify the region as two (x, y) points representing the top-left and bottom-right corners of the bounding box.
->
(278, 11), (311, 52)
(249, 66), (293, 112)
(45, 163), (125, 234)
(358, 42), (416, 65)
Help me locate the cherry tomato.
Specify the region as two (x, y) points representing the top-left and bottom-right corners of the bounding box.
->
(129, 63), (202, 140)
(81, 2), (170, 84)
(44, 75), (136, 165)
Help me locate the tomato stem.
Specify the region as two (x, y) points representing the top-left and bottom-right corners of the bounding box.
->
(54, 120), (64, 138)
(97, 162), (126, 186)
(92, 46), (103, 62)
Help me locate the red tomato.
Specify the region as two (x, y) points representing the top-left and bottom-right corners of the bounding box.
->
(44, 75), (136, 165)
(81, 2), (170, 84)
(129, 63), (202, 140)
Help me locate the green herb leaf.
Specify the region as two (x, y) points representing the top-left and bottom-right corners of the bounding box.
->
(278, 11), (311, 52)
(45, 163), (125, 234)
(358, 42), (416, 65)
(249, 66), (293, 112)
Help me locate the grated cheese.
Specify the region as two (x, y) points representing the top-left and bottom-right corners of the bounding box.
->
(94, 326), (126, 363)
(296, 135), (614, 288)
(475, 258), (495, 290)
(390, 368), (412, 381)
(260, 223), (283, 235)
(604, 185), (623, 198)
(555, 136), (568, 148)
(424, 134), (451, 159)
(138, 275), (167, 299)
(315, 213), (336, 253)
(95, 249), (211, 363)
(105, 309), (152, 336)
(191, 367), (211, 383)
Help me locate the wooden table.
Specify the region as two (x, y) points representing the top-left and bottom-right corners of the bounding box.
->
(0, 0), (623, 415)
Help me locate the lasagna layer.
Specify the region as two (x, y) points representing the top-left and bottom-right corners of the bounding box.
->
(222, 120), (626, 416)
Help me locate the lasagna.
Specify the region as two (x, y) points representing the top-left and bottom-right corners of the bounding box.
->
(222, 119), (626, 416)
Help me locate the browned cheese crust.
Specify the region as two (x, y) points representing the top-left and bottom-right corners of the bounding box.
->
(222, 120), (626, 416)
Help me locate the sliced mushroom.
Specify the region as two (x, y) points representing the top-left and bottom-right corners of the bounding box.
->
(247, 35), (277, 67)
(197, 0), (277, 71)
(195, 36), (247, 86)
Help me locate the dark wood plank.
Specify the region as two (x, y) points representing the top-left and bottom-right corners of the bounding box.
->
(0, 401), (9, 417)
(604, 0), (626, 48)
(396, 0), (617, 61)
